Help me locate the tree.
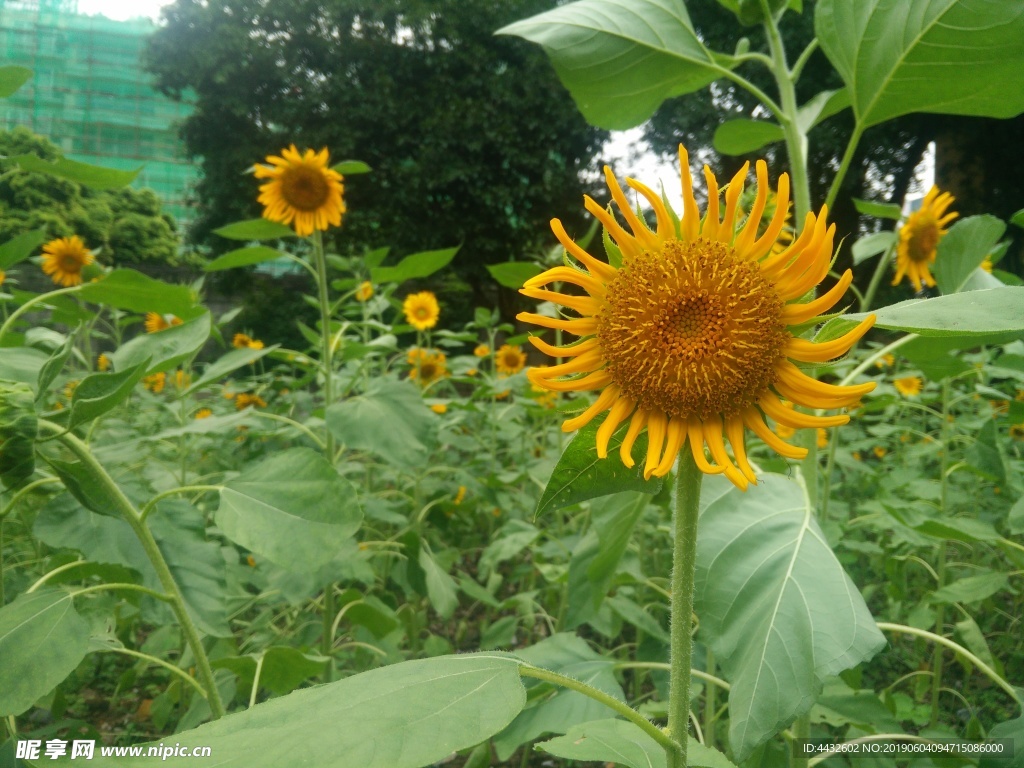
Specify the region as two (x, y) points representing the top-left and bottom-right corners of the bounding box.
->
(145, 0), (609, 308)
(0, 127), (184, 268)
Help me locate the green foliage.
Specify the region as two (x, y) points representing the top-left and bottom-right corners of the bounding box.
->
(0, 380), (37, 489)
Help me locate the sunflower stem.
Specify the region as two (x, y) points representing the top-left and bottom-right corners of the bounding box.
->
(929, 378), (952, 726)
(0, 285), (82, 345)
(825, 124), (864, 213)
(859, 241), (897, 313)
(669, 449), (703, 767)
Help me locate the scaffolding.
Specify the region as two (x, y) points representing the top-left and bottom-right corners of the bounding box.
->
(0, 0), (198, 223)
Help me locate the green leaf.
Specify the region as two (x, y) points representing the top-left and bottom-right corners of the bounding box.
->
(852, 198), (902, 221)
(8, 153), (141, 189)
(0, 348), (48, 391)
(981, 714), (1024, 768)
(325, 378), (437, 468)
(419, 542), (459, 619)
(931, 572), (1010, 605)
(566, 492), (648, 628)
(536, 420), (662, 516)
(495, 634), (625, 760)
(363, 247), (389, 269)
(78, 269), (199, 317)
(796, 88), (850, 133)
(216, 447), (362, 570)
(1010, 208), (1024, 230)
(1009, 497), (1024, 536)
(695, 474), (886, 760)
(838, 288), (1024, 338)
(205, 246), (285, 271)
(933, 215), (1006, 295)
(486, 261), (544, 289)
(498, 0), (728, 130)
(79, 654), (526, 768)
(214, 647), (327, 698)
(816, 0), (1024, 128)
(110, 312), (211, 375)
(886, 505), (1002, 544)
(186, 346), (276, 393)
(332, 160), (372, 175)
(851, 231), (895, 266)
(0, 228), (46, 270)
(212, 219), (295, 241)
(0, 65), (32, 98)
(713, 120), (784, 156)
(479, 520), (540, 579)
(0, 588), (91, 717)
(42, 456), (125, 518)
(370, 246), (459, 283)
(36, 329), (78, 399)
(0, 381), (37, 490)
(67, 359), (151, 429)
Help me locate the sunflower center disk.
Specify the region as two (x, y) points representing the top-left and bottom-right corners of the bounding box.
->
(596, 238), (788, 421)
(61, 255), (82, 272)
(906, 217), (939, 262)
(280, 166), (331, 211)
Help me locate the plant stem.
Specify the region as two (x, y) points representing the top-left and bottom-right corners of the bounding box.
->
(929, 378), (952, 726)
(859, 241), (897, 313)
(0, 285), (82, 344)
(669, 449), (703, 768)
(824, 124), (864, 213)
(37, 420), (226, 719)
(704, 649), (717, 750)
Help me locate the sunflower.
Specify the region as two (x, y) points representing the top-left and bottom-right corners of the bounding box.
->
(816, 428), (828, 449)
(233, 333), (265, 350)
(473, 344), (490, 358)
(874, 353), (895, 369)
(355, 281), (374, 302)
(97, 353), (111, 372)
(892, 186), (958, 292)
(454, 485), (467, 505)
(142, 372), (166, 394)
(145, 313), (182, 334)
(254, 145), (346, 237)
(0, 269), (6, 287)
(873, 446), (888, 459)
(173, 370), (191, 390)
(409, 349), (447, 386)
(430, 403), (448, 414)
(520, 146), (876, 489)
(894, 376), (922, 397)
(235, 392), (267, 410)
(495, 344), (527, 375)
(195, 408), (213, 419)
(41, 236), (94, 287)
(403, 291), (440, 331)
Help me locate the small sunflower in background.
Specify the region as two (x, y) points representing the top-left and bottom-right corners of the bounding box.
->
(235, 392), (267, 410)
(403, 291), (440, 331)
(521, 145), (876, 489)
(355, 281), (374, 302)
(495, 344), (527, 375)
(232, 333), (265, 350)
(255, 146), (345, 237)
(145, 313), (182, 333)
(97, 353), (111, 372)
(195, 408), (213, 420)
(142, 372), (166, 394)
(409, 349), (447, 386)
(41, 236), (93, 287)
(0, 269), (6, 287)
(473, 344), (490, 358)
(892, 186), (957, 292)
(894, 376), (923, 397)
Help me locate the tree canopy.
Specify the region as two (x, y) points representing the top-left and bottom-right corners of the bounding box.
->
(146, 0), (609, 301)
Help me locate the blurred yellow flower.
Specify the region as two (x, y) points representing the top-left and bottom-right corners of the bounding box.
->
(495, 344), (527, 375)
(873, 446), (887, 459)
(174, 370), (191, 390)
(852, 451), (862, 461)
(980, 257), (993, 274)
(893, 186), (957, 292)
(473, 344), (490, 357)
(235, 392), (267, 410)
(145, 313), (182, 333)
(97, 353), (111, 372)
(874, 353), (895, 369)
(195, 408), (213, 419)
(143, 372), (166, 394)
(403, 291), (440, 331)
(454, 485), (466, 505)
(355, 281), (374, 302)
(817, 428), (828, 449)
(894, 376), (922, 397)
(0, 269), (6, 287)
(255, 145), (345, 237)
(233, 333), (264, 350)
(430, 403), (448, 414)
(409, 349), (447, 386)
(41, 236), (93, 287)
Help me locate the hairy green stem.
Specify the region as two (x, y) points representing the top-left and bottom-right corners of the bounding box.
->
(519, 665), (682, 763)
(669, 450), (703, 768)
(37, 420), (225, 719)
(140, 485), (222, 523)
(105, 646), (208, 699)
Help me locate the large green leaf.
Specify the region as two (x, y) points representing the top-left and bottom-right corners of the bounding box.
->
(495, 634), (625, 760)
(0, 380), (37, 490)
(0, 228), (46, 270)
(498, 0), (728, 130)
(930, 571), (1010, 605)
(34, 495), (230, 637)
(539, 718), (737, 768)
(78, 269), (199, 317)
(0, 588), (91, 717)
(212, 219), (295, 241)
(76, 654), (526, 768)
(36, 329), (78, 399)
(838, 287), (1024, 338)
(566, 492), (648, 628)
(981, 713), (1024, 768)
(213, 647), (327, 699)
(537, 421), (662, 516)
(66, 359), (151, 429)
(8, 153), (141, 189)
(713, 120), (784, 156)
(0, 65), (32, 98)
(110, 312), (211, 375)
(695, 474), (886, 759)
(0, 348), (48, 390)
(815, 0), (1024, 128)
(486, 261), (544, 289)
(370, 246), (459, 283)
(205, 246), (285, 271)
(216, 448), (362, 570)
(325, 378), (437, 468)
(933, 215), (1006, 295)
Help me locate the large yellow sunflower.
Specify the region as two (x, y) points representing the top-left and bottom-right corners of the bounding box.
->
(41, 236), (94, 287)
(254, 146), (346, 237)
(520, 146), (876, 490)
(403, 291), (440, 331)
(892, 186), (957, 292)
(495, 344), (527, 375)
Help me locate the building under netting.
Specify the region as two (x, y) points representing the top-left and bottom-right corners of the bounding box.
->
(0, 0), (197, 224)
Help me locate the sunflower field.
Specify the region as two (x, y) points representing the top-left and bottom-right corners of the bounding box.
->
(2, 1), (1024, 768)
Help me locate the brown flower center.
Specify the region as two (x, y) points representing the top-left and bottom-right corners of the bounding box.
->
(61, 254), (83, 273)
(906, 216), (940, 262)
(596, 238), (788, 420)
(280, 165), (330, 211)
